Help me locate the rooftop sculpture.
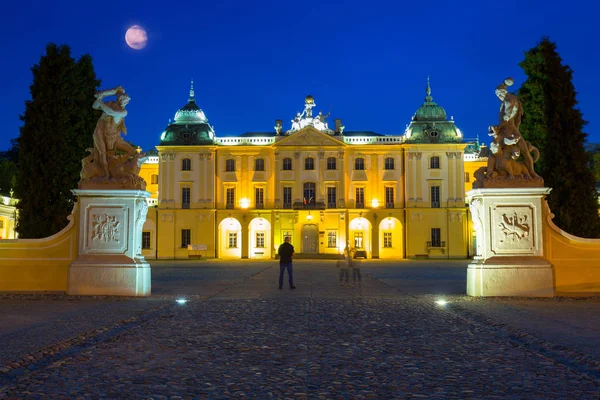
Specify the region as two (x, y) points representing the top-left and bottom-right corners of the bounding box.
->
(285, 95), (334, 135)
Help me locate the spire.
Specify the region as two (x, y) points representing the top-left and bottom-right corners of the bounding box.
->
(189, 79), (195, 102)
(425, 76), (433, 102)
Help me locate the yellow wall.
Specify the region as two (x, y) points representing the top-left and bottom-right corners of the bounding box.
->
(543, 201), (600, 295)
(0, 211), (77, 292)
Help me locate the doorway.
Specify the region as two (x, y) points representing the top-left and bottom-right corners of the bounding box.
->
(302, 224), (318, 253)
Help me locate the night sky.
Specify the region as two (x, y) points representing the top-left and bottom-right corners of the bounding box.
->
(1, 0), (598, 153)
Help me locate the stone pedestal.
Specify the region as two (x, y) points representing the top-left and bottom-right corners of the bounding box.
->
(68, 190), (151, 296)
(466, 188), (554, 297)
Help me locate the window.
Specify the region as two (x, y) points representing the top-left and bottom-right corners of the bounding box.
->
(431, 228), (441, 247)
(226, 188), (235, 209)
(327, 187), (337, 208)
(255, 187), (264, 209)
(354, 232), (364, 249)
(256, 232), (265, 248)
(181, 158), (191, 171)
(384, 157), (395, 170)
(283, 187), (292, 209)
(431, 186), (440, 208)
(283, 157), (292, 170)
(142, 232), (151, 249)
(305, 157), (315, 170)
(355, 187), (365, 208)
(255, 158), (265, 171)
(303, 182), (316, 204)
(181, 229), (191, 248)
(226, 159), (236, 172)
(430, 156), (440, 169)
(354, 157), (365, 170)
(385, 187), (394, 208)
(228, 232), (238, 248)
(383, 232), (392, 248)
(181, 187), (191, 209)
(327, 157), (337, 170)
(282, 231), (292, 243)
(327, 231), (337, 248)
(151, 174), (158, 184)
(465, 172), (470, 182)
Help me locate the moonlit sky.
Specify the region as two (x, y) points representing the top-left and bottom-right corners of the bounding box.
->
(1, 0), (598, 153)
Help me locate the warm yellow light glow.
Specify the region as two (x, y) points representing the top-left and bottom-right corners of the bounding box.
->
(435, 299), (449, 306)
(307, 212), (313, 221)
(240, 198), (250, 209)
(371, 199), (379, 208)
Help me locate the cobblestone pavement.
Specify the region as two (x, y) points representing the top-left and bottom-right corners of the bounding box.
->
(0, 260), (599, 399)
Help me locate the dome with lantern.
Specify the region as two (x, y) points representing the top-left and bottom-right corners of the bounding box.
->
(159, 81), (215, 145)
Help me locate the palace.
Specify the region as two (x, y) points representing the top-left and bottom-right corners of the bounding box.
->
(139, 81), (486, 259)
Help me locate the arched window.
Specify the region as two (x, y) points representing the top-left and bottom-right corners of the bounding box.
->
(384, 157), (395, 170)
(303, 182), (316, 204)
(225, 159), (236, 172)
(327, 157), (337, 170)
(354, 157), (365, 170)
(305, 157), (315, 170)
(254, 158), (265, 171)
(282, 157), (292, 171)
(181, 158), (191, 171)
(430, 156), (440, 169)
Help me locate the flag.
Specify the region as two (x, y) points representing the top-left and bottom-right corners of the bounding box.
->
(303, 198), (307, 205)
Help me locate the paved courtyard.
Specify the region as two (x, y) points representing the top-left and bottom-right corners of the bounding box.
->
(1, 260), (599, 399)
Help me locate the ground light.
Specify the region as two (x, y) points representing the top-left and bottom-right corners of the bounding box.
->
(176, 299), (188, 305)
(435, 299), (449, 306)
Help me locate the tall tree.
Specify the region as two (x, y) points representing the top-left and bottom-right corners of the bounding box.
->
(0, 139), (19, 196)
(16, 43), (100, 238)
(518, 37), (600, 238)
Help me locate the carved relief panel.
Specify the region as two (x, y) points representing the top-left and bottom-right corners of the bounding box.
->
(85, 205), (129, 254)
(491, 205), (536, 255)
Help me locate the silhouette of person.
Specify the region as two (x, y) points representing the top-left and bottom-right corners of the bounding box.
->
(278, 236), (296, 289)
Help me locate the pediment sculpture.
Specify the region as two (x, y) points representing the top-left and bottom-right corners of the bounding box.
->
(474, 78), (544, 189)
(79, 86), (147, 190)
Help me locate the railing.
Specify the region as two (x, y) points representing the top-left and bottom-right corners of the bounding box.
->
(283, 202), (292, 209)
(427, 241), (446, 248)
(385, 203), (394, 209)
(293, 201), (326, 210)
(255, 203), (264, 209)
(327, 202), (337, 208)
(226, 203), (235, 209)
(356, 202), (365, 209)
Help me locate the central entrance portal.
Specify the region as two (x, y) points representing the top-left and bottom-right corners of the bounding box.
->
(302, 224), (318, 254)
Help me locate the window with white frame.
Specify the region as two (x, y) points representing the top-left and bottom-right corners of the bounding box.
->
(142, 232), (151, 249)
(181, 229), (191, 248)
(283, 157), (292, 170)
(327, 186), (336, 208)
(384, 157), (395, 170)
(355, 187), (365, 208)
(383, 232), (392, 248)
(354, 157), (365, 170)
(226, 188), (235, 209)
(228, 232), (238, 248)
(283, 187), (292, 208)
(327, 157), (337, 170)
(255, 187), (264, 209)
(256, 232), (265, 248)
(430, 156), (440, 169)
(181, 187), (191, 209)
(385, 186), (394, 208)
(304, 182), (316, 204)
(255, 158), (265, 171)
(431, 228), (441, 247)
(181, 158), (191, 171)
(225, 159), (236, 172)
(327, 231), (337, 248)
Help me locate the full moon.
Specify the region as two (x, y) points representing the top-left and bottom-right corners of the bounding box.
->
(125, 25), (147, 50)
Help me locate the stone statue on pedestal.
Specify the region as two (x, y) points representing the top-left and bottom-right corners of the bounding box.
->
(79, 86), (147, 190)
(474, 78), (543, 188)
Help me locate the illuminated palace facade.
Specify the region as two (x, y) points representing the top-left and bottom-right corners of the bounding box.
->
(139, 82), (486, 260)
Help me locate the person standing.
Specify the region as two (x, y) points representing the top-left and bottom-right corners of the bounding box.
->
(278, 236), (296, 289)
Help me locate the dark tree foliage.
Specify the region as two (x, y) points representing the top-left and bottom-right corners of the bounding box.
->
(0, 139), (19, 196)
(518, 37), (600, 238)
(16, 44), (100, 238)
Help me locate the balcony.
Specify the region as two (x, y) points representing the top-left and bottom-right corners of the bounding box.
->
(427, 241), (446, 254)
(327, 202), (337, 208)
(293, 201), (326, 210)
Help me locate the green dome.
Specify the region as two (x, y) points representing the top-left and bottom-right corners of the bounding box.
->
(403, 79), (463, 144)
(159, 81), (215, 146)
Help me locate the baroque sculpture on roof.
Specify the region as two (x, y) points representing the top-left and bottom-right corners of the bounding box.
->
(285, 95), (334, 135)
(79, 86), (147, 190)
(474, 77), (543, 188)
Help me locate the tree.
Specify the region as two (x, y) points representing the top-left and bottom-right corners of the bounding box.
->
(16, 43), (100, 238)
(586, 143), (600, 182)
(0, 139), (19, 197)
(518, 37), (600, 238)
